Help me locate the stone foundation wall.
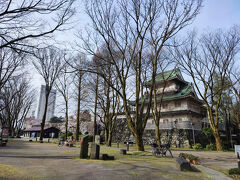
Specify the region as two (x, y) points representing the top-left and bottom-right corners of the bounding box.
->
(144, 129), (200, 148)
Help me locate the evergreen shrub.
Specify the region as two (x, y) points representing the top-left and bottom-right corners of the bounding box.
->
(192, 143), (202, 150)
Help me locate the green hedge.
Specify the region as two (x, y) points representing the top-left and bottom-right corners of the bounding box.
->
(178, 153), (198, 160)
(229, 168), (240, 175)
(206, 144), (216, 151)
(192, 143), (202, 150)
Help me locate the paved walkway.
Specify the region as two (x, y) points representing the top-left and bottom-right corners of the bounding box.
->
(197, 165), (232, 180)
(171, 150), (237, 172)
(0, 140), (212, 180)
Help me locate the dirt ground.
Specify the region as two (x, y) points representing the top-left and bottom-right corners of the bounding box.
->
(0, 140), (234, 180)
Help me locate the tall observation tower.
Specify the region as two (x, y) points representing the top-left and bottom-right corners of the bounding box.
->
(36, 85), (56, 122)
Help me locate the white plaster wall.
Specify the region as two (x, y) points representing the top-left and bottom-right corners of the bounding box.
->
(143, 99), (189, 113)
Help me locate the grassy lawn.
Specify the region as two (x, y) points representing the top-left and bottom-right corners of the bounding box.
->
(71, 145), (177, 167)
(0, 164), (26, 178)
(70, 145), (209, 180)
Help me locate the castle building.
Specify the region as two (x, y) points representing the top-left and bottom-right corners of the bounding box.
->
(117, 69), (209, 147)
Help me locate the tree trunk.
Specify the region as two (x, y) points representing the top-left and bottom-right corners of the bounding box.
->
(40, 88), (50, 142)
(237, 122), (240, 144)
(134, 133), (144, 151)
(16, 129), (19, 137)
(212, 128), (223, 151)
(105, 127), (109, 145)
(11, 127), (14, 137)
(107, 130), (112, 147)
(93, 74), (99, 137)
(75, 73), (82, 141)
(225, 118), (230, 150)
(65, 101), (69, 140)
(207, 107), (223, 151)
(155, 124), (161, 146)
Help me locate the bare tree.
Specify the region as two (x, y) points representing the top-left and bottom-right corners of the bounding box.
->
(0, 0), (75, 52)
(0, 75), (34, 136)
(82, 0), (202, 151)
(67, 53), (88, 141)
(92, 55), (101, 138)
(33, 47), (64, 142)
(171, 28), (240, 150)
(55, 64), (73, 140)
(95, 47), (121, 146)
(0, 47), (26, 94)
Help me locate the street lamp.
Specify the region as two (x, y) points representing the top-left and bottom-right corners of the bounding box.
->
(191, 122), (195, 145)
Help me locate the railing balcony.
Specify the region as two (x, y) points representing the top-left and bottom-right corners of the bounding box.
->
(145, 121), (202, 130)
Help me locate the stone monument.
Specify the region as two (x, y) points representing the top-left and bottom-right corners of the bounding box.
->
(95, 135), (100, 145)
(80, 135), (89, 159)
(90, 143), (100, 159)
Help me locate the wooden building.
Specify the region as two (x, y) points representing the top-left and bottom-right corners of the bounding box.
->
(23, 125), (60, 138)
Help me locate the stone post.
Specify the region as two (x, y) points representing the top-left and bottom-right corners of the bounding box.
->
(90, 143), (100, 159)
(80, 135), (89, 159)
(95, 135), (100, 145)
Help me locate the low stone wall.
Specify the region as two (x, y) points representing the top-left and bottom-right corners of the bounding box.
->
(144, 129), (201, 148)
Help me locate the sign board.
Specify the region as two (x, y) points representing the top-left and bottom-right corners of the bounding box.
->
(235, 145), (240, 155)
(1, 128), (8, 140)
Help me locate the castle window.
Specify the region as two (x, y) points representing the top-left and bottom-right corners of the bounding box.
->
(178, 118), (182, 123)
(162, 103), (168, 109)
(163, 119), (169, 124)
(175, 101), (181, 107)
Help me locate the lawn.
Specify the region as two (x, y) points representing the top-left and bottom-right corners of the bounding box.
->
(70, 145), (209, 180)
(0, 164), (26, 178)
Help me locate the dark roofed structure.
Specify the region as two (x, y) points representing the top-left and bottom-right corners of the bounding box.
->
(23, 126), (60, 138)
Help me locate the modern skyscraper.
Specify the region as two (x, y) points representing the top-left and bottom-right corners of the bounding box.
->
(36, 85), (56, 121)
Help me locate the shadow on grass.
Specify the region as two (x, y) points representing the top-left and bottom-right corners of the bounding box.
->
(190, 166), (201, 172)
(0, 155), (78, 159)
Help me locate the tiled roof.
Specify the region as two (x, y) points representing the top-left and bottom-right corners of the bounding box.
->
(161, 82), (194, 100)
(129, 82), (196, 105)
(24, 126), (54, 132)
(145, 68), (184, 85)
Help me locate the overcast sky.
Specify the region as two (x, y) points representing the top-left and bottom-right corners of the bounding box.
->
(30, 0), (240, 117)
(190, 0), (240, 31)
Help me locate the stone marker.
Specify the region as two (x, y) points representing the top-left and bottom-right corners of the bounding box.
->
(101, 154), (109, 160)
(90, 143), (100, 159)
(108, 155), (115, 160)
(80, 135), (89, 159)
(100, 154), (115, 160)
(95, 135), (100, 145)
(176, 157), (192, 171)
(120, 149), (127, 155)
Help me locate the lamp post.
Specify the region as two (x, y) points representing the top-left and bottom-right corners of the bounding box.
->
(191, 122), (195, 145)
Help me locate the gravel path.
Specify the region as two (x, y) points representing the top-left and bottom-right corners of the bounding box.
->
(0, 140), (232, 180)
